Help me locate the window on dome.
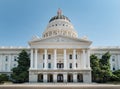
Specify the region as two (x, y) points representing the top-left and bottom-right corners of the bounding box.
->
(63, 24), (64, 26)
(56, 24), (57, 26)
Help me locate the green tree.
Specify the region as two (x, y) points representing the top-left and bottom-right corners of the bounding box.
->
(111, 70), (120, 81)
(0, 74), (9, 83)
(99, 52), (112, 82)
(11, 50), (30, 83)
(90, 54), (100, 82)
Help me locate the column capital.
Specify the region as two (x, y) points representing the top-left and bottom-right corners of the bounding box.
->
(82, 49), (85, 51)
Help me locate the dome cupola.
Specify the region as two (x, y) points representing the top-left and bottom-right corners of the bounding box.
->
(49, 9), (71, 23)
(43, 9), (78, 38)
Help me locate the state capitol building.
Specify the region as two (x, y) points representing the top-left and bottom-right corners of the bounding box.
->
(0, 9), (120, 83)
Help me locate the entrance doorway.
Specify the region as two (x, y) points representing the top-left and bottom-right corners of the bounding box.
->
(68, 74), (73, 82)
(48, 74), (53, 82)
(77, 73), (83, 82)
(38, 74), (43, 82)
(57, 74), (63, 82)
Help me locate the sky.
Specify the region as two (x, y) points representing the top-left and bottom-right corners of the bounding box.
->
(0, 0), (120, 47)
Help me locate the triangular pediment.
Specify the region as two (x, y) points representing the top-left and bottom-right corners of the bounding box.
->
(29, 35), (92, 45)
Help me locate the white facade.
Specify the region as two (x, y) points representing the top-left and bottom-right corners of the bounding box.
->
(0, 9), (120, 83)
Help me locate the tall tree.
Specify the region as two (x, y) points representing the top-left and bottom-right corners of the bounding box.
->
(11, 50), (30, 83)
(90, 54), (100, 82)
(99, 52), (112, 82)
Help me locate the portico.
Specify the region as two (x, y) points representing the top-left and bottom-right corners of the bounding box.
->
(29, 48), (91, 83)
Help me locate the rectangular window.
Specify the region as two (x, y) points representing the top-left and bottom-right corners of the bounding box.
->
(14, 56), (17, 61)
(76, 54), (77, 59)
(112, 56), (115, 62)
(76, 63), (78, 68)
(43, 63), (44, 68)
(43, 54), (45, 60)
(113, 67), (115, 70)
(69, 54), (72, 59)
(48, 54), (51, 59)
(57, 63), (64, 68)
(69, 63), (72, 68)
(112, 59), (115, 61)
(5, 56), (8, 61)
(48, 63), (51, 68)
(113, 64), (115, 71)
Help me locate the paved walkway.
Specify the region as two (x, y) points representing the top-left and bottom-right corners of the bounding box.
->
(0, 83), (120, 89)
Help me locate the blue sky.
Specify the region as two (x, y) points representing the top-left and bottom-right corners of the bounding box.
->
(0, 0), (120, 47)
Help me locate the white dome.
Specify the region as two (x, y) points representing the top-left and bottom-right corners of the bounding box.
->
(42, 9), (78, 38)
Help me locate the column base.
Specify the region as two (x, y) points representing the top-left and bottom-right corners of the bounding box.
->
(83, 72), (91, 83)
(29, 73), (37, 83)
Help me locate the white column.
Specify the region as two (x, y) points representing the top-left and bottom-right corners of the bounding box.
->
(44, 49), (47, 69)
(73, 49), (76, 69)
(64, 73), (67, 83)
(73, 73), (77, 82)
(53, 73), (57, 83)
(54, 49), (57, 69)
(64, 49), (67, 69)
(35, 49), (38, 69)
(82, 49), (86, 69)
(30, 49), (33, 68)
(87, 50), (90, 69)
(43, 73), (48, 83)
